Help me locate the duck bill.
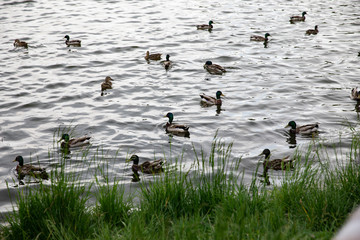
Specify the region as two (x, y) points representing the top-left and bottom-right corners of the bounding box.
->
(284, 124), (290, 128)
(12, 158), (17, 162)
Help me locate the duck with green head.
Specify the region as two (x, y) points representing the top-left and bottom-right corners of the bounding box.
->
(128, 155), (164, 174)
(200, 91), (224, 106)
(13, 156), (48, 181)
(58, 133), (91, 149)
(204, 61), (226, 75)
(260, 149), (293, 171)
(290, 11), (307, 23)
(164, 112), (190, 137)
(285, 121), (318, 134)
(161, 54), (173, 70)
(197, 20), (214, 30)
(64, 35), (81, 46)
(250, 33), (271, 42)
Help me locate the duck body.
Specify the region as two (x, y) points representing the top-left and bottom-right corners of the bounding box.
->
(204, 61), (226, 75)
(260, 149), (293, 171)
(250, 33), (271, 42)
(164, 112), (190, 136)
(59, 133), (91, 148)
(161, 54), (173, 70)
(200, 91), (224, 106)
(13, 156), (48, 180)
(64, 35), (81, 46)
(197, 20), (213, 30)
(286, 121), (319, 134)
(129, 155), (164, 174)
(290, 11), (307, 23)
(14, 39), (28, 48)
(145, 51), (161, 61)
(351, 87), (360, 100)
(306, 25), (318, 35)
(101, 76), (113, 91)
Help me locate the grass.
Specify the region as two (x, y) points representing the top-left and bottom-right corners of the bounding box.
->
(1, 133), (360, 239)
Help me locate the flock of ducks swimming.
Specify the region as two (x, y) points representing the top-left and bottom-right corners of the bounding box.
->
(12, 12), (326, 185)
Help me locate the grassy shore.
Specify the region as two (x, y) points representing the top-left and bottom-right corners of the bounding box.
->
(1, 136), (360, 239)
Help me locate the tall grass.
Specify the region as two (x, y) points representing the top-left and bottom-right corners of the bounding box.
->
(2, 134), (360, 239)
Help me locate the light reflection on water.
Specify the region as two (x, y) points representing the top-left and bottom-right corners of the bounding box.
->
(0, 0), (360, 213)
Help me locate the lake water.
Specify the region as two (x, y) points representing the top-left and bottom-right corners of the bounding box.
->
(0, 0), (359, 216)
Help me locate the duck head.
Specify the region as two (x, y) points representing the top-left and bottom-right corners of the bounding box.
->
(260, 149), (271, 159)
(129, 155), (139, 165)
(59, 133), (70, 142)
(165, 112), (174, 124)
(216, 91), (224, 99)
(13, 156), (24, 166)
(286, 121), (297, 129)
(205, 61), (213, 66)
(64, 35), (70, 41)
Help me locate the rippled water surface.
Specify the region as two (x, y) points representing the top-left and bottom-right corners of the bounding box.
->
(1, 0), (360, 214)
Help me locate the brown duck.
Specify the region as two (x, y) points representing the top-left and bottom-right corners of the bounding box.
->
(145, 51), (161, 61)
(129, 155), (164, 174)
(14, 39), (28, 48)
(101, 76), (113, 91)
(13, 156), (48, 180)
(306, 25), (318, 35)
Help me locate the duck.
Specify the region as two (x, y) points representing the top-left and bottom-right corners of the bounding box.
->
(306, 25), (318, 35)
(64, 35), (81, 46)
(250, 33), (271, 42)
(285, 121), (319, 134)
(145, 51), (161, 61)
(260, 149), (293, 171)
(351, 87), (360, 100)
(128, 155), (164, 174)
(200, 91), (224, 106)
(204, 61), (226, 75)
(58, 133), (91, 148)
(101, 76), (113, 91)
(290, 11), (307, 23)
(161, 54), (173, 70)
(164, 112), (190, 136)
(14, 39), (28, 48)
(13, 156), (48, 181)
(196, 20), (214, 30)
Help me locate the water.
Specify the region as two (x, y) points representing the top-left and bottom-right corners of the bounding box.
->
(0, 0), (359, 215)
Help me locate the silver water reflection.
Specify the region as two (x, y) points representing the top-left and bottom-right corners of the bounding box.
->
(1, 0), (360, 214)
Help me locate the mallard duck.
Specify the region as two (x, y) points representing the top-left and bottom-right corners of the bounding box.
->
(64, 35), (81, 46)
(14, 39), (28, 48)
(285, 121), (319, 134)
(351, 87), (360, 100)
(260, 149), (293, 171)
(197, 20), (214, 30)
(250, 33), (271, 42)
(200, 91), (224, 106)
(145, 51), (161, 61)
(58, 133), (91, 148)
(290, 11), (307, 23)
(101, 76), (113, 91)
(204, 61), (226, 75)
(161, 54), (173, 70)
(164, 112), (190, 136)
(128, 155), (164, 174)
(306, 25), (318, 35)
(13, 156), (48, 180)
